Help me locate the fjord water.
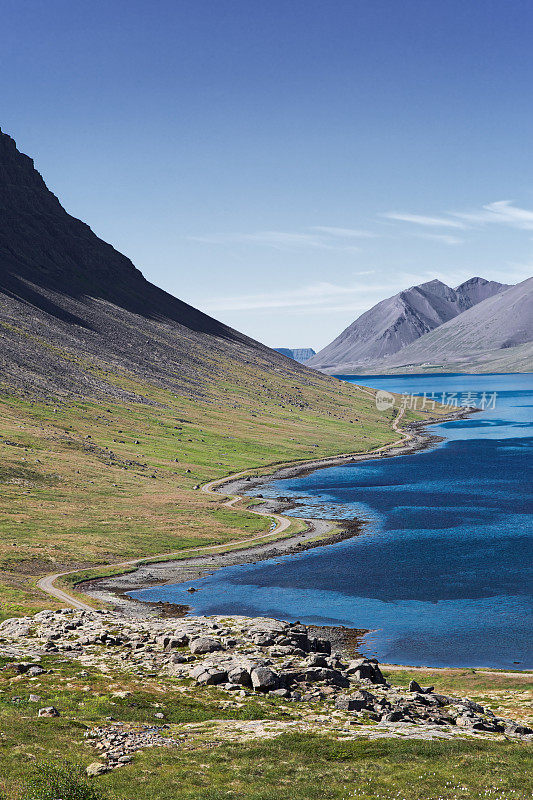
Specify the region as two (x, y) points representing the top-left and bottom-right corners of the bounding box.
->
(130, 373), (533, 669)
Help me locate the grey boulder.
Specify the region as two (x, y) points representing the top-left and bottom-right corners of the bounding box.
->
(409, 679), (434, 694)
(346, 658), (386, 684)
(335, 690), (376, 711)
(251, 667), (280, 692)
(189, 637), (224, 654)
(503, 720), (533, 736)
(86, 762), (111, 777)
(38, 706), (60, 717)
(191, 665), (228, 685)
(228, 666), (252, 687)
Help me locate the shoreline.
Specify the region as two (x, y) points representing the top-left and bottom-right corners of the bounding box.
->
(81, 407), (471, 617)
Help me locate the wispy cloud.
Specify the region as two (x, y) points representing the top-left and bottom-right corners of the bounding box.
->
(197, 261), (532, 322)
(188, 231), (328, 249)
(202, 278), (377, 313)
(188, 226), (375, 252)
(381, 212), (466, 229)
(189, 200), (533, 272)
(383, 201), (533, 234)
(310, 226), (375, 238)
(410, 232), (463, 246)
(451, 200), (533, 230)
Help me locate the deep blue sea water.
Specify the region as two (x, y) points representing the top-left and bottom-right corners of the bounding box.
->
(130, 373), (533, 669)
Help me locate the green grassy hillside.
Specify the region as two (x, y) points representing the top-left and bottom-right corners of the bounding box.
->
(0, 367), (428, 618)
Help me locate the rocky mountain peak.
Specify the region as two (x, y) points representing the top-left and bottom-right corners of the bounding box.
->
(307, 276), (512, 372)
(455, 276), (509, 307)
(0, 129), (63, 218)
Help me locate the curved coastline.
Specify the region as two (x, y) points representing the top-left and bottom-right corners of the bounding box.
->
(79, 406), (472, 614)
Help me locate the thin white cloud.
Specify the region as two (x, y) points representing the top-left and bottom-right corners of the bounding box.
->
(383, 201), (533, 234)
(381, 212), (466, 229)
(188, 231), (329, 249)
(202, 279), (378, 313)
(188, 226), (377, 252)
(411, 232), (463, 246)
(196, 261), (533, 324)
(310, 226), (375, 238)
(451, 200), (533, 230)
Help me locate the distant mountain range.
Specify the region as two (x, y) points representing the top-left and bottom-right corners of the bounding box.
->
(307, 277), (533, 374)
(274, 348), (316, 363)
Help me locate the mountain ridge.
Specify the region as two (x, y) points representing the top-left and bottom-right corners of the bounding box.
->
(372, 277), (533, 374)
(307, 276), (512, 373)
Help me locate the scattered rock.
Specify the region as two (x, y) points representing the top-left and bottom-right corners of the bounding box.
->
(503, 720), (533, 736)
(38, 706), (60, 717)
(335, 690), (376, 711)
(86, 762), (111, 777)
(1, 607), (530, 753)
(189, 636), (223, 654)
(11, 662), (43, 675)
(251, 667), (280, 692)
(85, 724), (178, 769)
(381, 710), (405, 722)
(26, 665), (45, 677)
(409, 679), (434, 694)
(455, 714), (504, 732)
(228, 666), (252, 687)
(346, 658), (386, 684)
(191, 665), (228, 685)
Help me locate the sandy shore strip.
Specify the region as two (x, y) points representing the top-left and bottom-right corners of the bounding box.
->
(81, 408), (471, 615)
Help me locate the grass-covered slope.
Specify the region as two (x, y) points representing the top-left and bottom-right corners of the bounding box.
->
(0, 366), (427, 618)
(0, 127), (442, 616)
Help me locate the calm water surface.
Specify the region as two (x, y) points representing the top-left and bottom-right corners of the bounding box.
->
(130, 373), (533, 669)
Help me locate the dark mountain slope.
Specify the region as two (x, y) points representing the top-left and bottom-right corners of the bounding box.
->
(0, 129), (334, 401)
(0, 129), (233, 337)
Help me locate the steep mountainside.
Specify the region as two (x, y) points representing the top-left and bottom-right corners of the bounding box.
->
(274, 348), (316, 363)
(372, 277), (533, 373)
(307, 277), (509, 373)
(0, 129), (340, 402)
(455, 276), (509, 307)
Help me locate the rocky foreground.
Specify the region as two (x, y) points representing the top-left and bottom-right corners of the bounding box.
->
(1, 609), (531, 775)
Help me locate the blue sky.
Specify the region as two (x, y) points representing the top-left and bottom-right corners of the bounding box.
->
(2, 0), (533, 350)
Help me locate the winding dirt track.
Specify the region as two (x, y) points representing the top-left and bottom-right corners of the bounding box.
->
(34, 405), (526, 678)
(36, 402), (409, 611)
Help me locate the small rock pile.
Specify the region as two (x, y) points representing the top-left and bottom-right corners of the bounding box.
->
(84, 724), (179, 773)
